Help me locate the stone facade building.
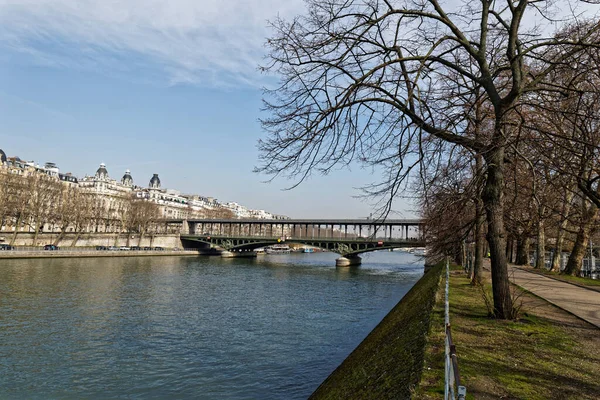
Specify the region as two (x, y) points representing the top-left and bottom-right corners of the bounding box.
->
(0, 147), (283, 236)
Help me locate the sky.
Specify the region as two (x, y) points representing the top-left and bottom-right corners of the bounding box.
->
(0, 0), (420, 219)
(1, 1), (598, 219)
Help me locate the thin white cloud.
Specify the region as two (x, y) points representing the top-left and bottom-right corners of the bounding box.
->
(0, 0), (305, 87)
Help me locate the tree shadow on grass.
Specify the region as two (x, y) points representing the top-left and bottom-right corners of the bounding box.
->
(465, 358), (600, 399)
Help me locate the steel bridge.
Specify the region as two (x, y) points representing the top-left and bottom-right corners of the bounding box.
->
(175, 218), (425, 266)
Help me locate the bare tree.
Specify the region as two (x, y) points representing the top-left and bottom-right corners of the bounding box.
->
(259, 0), (599, 318)
(200, 206), (236, 220)
(69, 191), (95, 247)
(8, 173), (33, 245)
(420, 150), (477, 267)
(0, 170), (16, 231)
(527, 24), (600, 274)
(28, 174), (61, 246)
(127, 197), (161, 246)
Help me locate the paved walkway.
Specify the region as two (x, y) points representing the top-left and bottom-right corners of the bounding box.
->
(506, 264), (600, 329)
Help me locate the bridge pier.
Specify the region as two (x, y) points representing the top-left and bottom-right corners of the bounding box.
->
(221, 250), (257, 259)
(336, 255), (362, 267)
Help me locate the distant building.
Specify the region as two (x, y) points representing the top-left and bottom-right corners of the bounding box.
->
(149, 173), (161, 189)
(79, 163), (134, 197)
(0, 146), (285, 228)
(121, 170), (133, 187)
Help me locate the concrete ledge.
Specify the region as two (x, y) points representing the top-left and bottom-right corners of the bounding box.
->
(0, 250), (200, 259)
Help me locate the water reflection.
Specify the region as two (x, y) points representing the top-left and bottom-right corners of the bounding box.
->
(0, 251), (422, 399)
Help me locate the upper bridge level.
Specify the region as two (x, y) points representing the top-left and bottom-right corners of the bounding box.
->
(176, 218), (424, 240)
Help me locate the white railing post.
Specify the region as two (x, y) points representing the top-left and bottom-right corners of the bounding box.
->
(444, 257), (467, 400)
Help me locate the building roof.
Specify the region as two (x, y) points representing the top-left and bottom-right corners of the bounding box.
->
(95, 163), (108, 179)
(122, 169), (133, 185)
(149, 173), (161, 188)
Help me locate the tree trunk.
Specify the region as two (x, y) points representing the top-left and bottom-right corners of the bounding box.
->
(9, 214), (22, 246)
(535, 218), (545, 269)
(482, 146), (513, 319)
(472, 196), (485, 285)
(472, 154), (485, 285)
(564, 207), (598, 276)
(70, 231), (81, 247)
(53, 227), (66, 246)
(32, 218), (41, 247)
(551, 227), (567, 272)
(515, 236), (530, 265)
(551, 189), (574, 272)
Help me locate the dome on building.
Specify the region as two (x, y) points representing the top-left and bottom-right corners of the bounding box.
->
(121, 169), (133, 186)
(95, 163), (109, 180)
(149, 173), (161, 189)
(0, 148), (6, 164)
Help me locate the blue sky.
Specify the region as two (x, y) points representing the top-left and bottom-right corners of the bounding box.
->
(0, 0), (420, 218)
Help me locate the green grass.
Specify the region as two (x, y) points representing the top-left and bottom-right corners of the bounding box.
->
(415, 269), (600, 399)
(536, 269), (600, 287)
(309, 264), (443, 400)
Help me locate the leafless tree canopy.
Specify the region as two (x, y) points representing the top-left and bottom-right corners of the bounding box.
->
(258, 0), (600, 318)
(260, 0), (598, 186)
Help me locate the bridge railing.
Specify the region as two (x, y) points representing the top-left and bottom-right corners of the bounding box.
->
(183, 233), (424, 243)
(444, 258), (467, 400)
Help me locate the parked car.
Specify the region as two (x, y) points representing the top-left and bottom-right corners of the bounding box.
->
(172, 247), (181, 251)
(108, 246), (119, 251)
(0, 244), (14, 250)
(130, 246), (141, 251)
(44, 244), (59, 251)
(96, 245), (108, 250)
(143, 246), (152, 251)
(119, 246), (130, 251)
(153, 246), (164, 251)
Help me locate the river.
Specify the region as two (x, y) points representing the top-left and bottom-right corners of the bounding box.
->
(0, 251), (423, 399)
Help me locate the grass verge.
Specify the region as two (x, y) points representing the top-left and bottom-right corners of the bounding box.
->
(533, 269), (600, 289)
(309, 263), (443, 400)
(414, 268), (600, 399)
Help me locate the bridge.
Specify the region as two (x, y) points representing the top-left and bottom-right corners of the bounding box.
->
(175, 218), (425, 266)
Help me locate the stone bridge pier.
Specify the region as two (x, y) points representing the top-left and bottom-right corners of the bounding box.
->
(335, 255), (362, 267)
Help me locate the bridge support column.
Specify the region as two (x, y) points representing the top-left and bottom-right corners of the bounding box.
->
(336, 255), (362, 267)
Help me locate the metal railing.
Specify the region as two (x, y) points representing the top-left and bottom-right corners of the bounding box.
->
(444, 258), (467, 400)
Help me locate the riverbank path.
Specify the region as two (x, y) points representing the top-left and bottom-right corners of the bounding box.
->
(482, 261), (600, 328)
(501, 263), (600, 328)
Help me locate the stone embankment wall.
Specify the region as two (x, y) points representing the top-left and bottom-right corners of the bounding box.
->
(0, 249), (199, 259)
(0, 232), (181, 248)
(309, 263), (443, 400)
